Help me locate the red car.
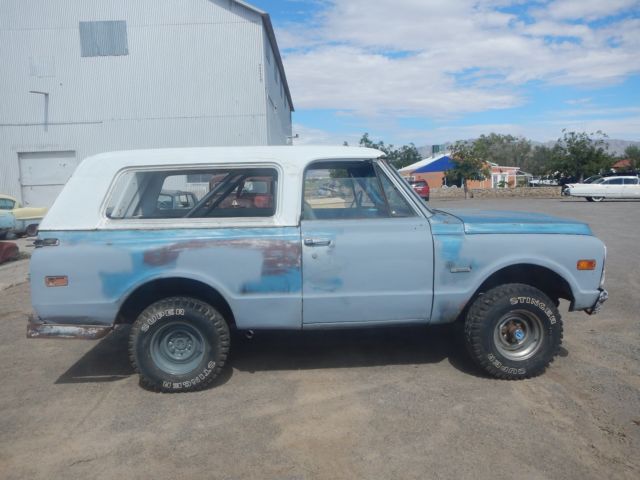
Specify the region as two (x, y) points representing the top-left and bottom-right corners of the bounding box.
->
(409, 179), (430, 201)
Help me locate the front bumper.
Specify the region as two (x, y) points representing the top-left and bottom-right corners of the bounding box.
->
(27, 314), (112, 339)
(586, 289), (608, 315)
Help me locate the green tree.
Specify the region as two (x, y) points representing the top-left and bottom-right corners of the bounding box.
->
(549, 130), (613, 181)
(359, 133), (421, 170)
(525, 145), (556, 175)
(473, 133), (532, 169)
(447, 140), (491, 199)
(624, 145), (640, 170)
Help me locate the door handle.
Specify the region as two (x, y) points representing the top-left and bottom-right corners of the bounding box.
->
(304, 238), (332, 247)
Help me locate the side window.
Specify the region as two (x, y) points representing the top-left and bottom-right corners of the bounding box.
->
(302, 161), (414, 220)
(106, 167), (277, 219)
(607, 178), (624, 185)
(623, 177), (638, 185)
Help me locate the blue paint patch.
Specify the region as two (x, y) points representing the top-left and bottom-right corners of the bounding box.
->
(438, 235), (464, 263)
(429, 211), (465, 235)
(48, 228), (304, 299)
(241, 268), (302, 294)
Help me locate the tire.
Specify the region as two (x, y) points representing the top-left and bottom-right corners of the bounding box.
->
(586, 197), (594, 202)
(129, 297), (230, 392)
(591, 196), (604, 202)
(464, 284), (562, 380)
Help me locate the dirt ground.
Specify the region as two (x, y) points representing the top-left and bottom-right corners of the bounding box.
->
(0, 198), (638, 480)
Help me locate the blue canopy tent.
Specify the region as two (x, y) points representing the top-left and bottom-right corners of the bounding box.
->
(412, 155), (455, 173)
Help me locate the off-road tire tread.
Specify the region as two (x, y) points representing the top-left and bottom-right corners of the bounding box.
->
(129, 297), (230, 393)
(464, 283), (563, 380)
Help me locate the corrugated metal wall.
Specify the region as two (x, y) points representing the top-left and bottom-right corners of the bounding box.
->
(0, 0), (292, 204)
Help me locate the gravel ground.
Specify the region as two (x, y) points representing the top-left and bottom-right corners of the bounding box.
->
(0, 198), (638, 480)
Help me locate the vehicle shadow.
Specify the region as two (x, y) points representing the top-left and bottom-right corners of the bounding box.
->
(231, 325), (484, 377)
(55, 324), (488, 387)
(55, 326), (134, 384)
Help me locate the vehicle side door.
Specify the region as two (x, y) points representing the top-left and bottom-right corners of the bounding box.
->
(300, 160), (434, 327)
(605, 177), (624, 197)
(622, 177), (640, 198)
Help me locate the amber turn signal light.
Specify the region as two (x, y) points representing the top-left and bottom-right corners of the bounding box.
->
(577, 260), (596, 271)
(45, 276), (68, 287)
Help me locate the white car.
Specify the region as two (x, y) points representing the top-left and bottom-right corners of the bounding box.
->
(566, 176), (640, 202)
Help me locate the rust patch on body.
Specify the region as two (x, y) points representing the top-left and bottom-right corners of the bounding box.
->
(27, 315), (112, 340)
(142, 238), (302, 275)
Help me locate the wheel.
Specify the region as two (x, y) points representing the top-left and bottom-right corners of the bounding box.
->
(464, 284), (562, 379)
(129, 297), (230, 392)
(591, 196), (604, 202)
(586, 197), (594, 202)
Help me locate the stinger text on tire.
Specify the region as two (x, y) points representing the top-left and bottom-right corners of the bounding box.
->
(129, 296), (230, 392)
(464, 283), (563, 380)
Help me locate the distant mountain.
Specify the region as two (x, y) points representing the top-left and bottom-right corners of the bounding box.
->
(418, 139), (640, 158)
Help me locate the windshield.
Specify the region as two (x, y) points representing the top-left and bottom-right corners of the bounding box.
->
(377, 159), (433, 216)
(0, 198), (16, 210)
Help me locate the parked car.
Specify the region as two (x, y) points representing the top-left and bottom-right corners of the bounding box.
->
(0, 210), (15, 239)
(0, 194), (47, 237)
(529, 176), (559, 187)
(28, 146), (607, 392)
(408, 179), (430, 201)
(156, 190), (198, 211)
(565, 175), (640, 201)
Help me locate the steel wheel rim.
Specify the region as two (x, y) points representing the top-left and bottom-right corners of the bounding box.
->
(592, 196), (604, 202)
(150, 322), (205, 375)
(493, 310), (544, 361)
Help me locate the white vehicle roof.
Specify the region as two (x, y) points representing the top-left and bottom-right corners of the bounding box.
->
(41, 146), (385, 231)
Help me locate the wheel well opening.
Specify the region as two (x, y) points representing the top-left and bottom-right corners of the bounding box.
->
(116, 278), (236, 327)
(476, 264), (574, 306)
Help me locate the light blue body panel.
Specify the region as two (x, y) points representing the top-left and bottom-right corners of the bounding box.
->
(30, 228), (302, 329)
(300, 217), (434, 325)
(442, 209), (593, 235)
(30, 210), (605, 331)
(428, 211), (605, 323)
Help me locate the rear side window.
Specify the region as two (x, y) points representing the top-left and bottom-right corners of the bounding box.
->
(106, 167), (277, 219)
(623, 178), (639, 185)
(604, 178), (624, 185)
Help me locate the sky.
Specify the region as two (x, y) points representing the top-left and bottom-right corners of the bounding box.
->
(249, 0), (640, 147)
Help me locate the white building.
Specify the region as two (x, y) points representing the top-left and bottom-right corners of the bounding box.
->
(0, 0), (293, 207)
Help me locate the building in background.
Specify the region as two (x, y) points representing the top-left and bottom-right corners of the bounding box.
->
(400, 154), (532, 189)
(0, 0), (293, 207)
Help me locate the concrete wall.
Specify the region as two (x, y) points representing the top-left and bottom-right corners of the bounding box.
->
(0, 0), (292, 205)
(431, 186), (563, 199)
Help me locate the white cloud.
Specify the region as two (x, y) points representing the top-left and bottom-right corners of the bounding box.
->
(291, 123), (361, 145)
(278, 0), (640, 118)
(535, 0), (640, 21)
